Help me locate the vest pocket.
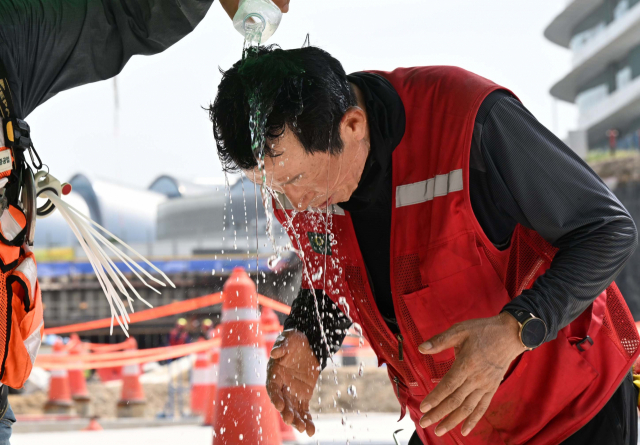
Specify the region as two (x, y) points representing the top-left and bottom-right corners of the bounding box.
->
(483, 331), (598, 444)
(399, 287), (456, 382)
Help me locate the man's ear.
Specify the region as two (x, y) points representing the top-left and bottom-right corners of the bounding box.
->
(340, 107), (367, 142)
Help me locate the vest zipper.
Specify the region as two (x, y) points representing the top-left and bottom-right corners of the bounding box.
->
(397, 334), (404, 361)
(393, 376), (400, 397)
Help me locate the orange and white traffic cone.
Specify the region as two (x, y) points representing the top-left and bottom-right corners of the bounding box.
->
(116, 338), (146, 418)
(213, 268), (281, 444)
(68, 335), (91, 417)
(190, 340), (211, 416)
(203, 342), (220, 426)
(261, 308), (296, 443)
(44, 340), (74, 414)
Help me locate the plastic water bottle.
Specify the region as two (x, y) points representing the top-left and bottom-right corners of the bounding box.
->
(233, 0), (282, 44)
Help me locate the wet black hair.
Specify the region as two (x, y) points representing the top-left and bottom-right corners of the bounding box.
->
(208, 45), (357, 172)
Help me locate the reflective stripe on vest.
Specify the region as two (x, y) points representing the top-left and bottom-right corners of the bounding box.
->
(14, 255), (36, 304)
(0, 206), (23, 241)
(24, 321), (43, 365)
(218, 346), (266, 388)
(395, 169), (463, 208)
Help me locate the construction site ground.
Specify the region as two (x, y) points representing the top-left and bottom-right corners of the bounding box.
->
(13, 414), (417, 445)
(10, 364), (399, 420)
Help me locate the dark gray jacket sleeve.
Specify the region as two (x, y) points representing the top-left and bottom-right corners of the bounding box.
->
(283, 288), (351, 368)
(482, 96), (638, 342)
(0, 0), (214, 118)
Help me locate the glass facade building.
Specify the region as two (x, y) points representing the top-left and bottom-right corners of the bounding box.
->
(545, 0), (640, 153)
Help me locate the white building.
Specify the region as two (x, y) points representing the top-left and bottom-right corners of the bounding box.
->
(33, 173), (271, 256)
(545, 0), (640, 156)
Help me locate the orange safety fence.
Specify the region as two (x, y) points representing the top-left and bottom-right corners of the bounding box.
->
(40, 325), (283, 364)
(44, 292), (290, 335)
(60, 335), (81, 352)
(44, 292), (223, 335)
(36, 338), (221, 371)
(86, 338), (136, 353)
(39, 327), (371, 367)
(258, 295), (291, 315)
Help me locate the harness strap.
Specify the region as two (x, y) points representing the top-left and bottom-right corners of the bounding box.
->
(0, 57), (15, 120)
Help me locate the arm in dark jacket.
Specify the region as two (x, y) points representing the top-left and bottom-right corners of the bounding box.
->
(479, 95), (638, 342)
(283, 288), (351, 368)
(0, 0), (214, 117)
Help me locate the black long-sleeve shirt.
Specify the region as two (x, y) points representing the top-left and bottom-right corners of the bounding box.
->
(284, 72), (638, 367)
(0, 0), (213, 119)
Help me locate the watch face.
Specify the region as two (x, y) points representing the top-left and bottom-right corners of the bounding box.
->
(521, 318), (547, 349)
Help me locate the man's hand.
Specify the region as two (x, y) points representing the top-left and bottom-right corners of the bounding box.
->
(266, 329), (320, 436)
(219, 0), (290, 20)
(418, 313), (526, 437)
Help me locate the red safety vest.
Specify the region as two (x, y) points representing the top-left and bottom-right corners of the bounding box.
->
(274, 66), (640, 445)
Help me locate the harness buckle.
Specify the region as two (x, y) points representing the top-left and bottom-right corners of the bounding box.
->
(576, 335), (594, 352)
(3, 117), (32, 150)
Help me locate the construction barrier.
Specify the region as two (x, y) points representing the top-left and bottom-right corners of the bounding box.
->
(44, 291), (290, 335)
(36, 338), (221, 370)
(261, 308), (297, 443)
(88, 338), (136, 352)
(190, 339), (211, 416)
(68, 335), (91, 417)
(43, 341), (74, 415)
(116, 338), (146, 418)
(36, 270), (375, 432)
(204, 341), (220, 426)
(213, 268), (281, 444)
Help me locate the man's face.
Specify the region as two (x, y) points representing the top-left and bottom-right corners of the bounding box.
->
(245, 107), (369, 210)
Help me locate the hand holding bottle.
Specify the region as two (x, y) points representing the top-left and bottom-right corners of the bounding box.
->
(219, 0), (289, 20)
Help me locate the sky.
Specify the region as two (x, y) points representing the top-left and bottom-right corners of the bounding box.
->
(26, 0), (577, 189)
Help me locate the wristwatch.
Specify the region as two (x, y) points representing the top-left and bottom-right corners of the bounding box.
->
(503, 309), (547, 350)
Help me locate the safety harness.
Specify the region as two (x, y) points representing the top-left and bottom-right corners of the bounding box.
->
(0, 58), (45, 402)
(0, 57), (176, 400)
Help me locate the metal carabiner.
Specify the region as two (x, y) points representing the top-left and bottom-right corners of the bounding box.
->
(33, 171), (72, 220)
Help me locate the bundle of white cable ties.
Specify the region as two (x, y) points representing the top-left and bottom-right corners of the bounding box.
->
(37, 173), (174, 336)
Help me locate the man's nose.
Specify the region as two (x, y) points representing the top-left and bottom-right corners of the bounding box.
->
(284, 187), (315, 210)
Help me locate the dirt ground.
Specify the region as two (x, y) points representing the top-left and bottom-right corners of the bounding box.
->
(312, 365), (400, 414)
(8, 365), (399, 419)
(590, 153), (640, 183)
(9, 381), (177, 419)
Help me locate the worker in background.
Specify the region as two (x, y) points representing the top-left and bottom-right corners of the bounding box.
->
(0, 3), (289, 441)
(169, 318), (190, 347)
(210, 45), (639, 444)
(200, 319), (214, 339)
